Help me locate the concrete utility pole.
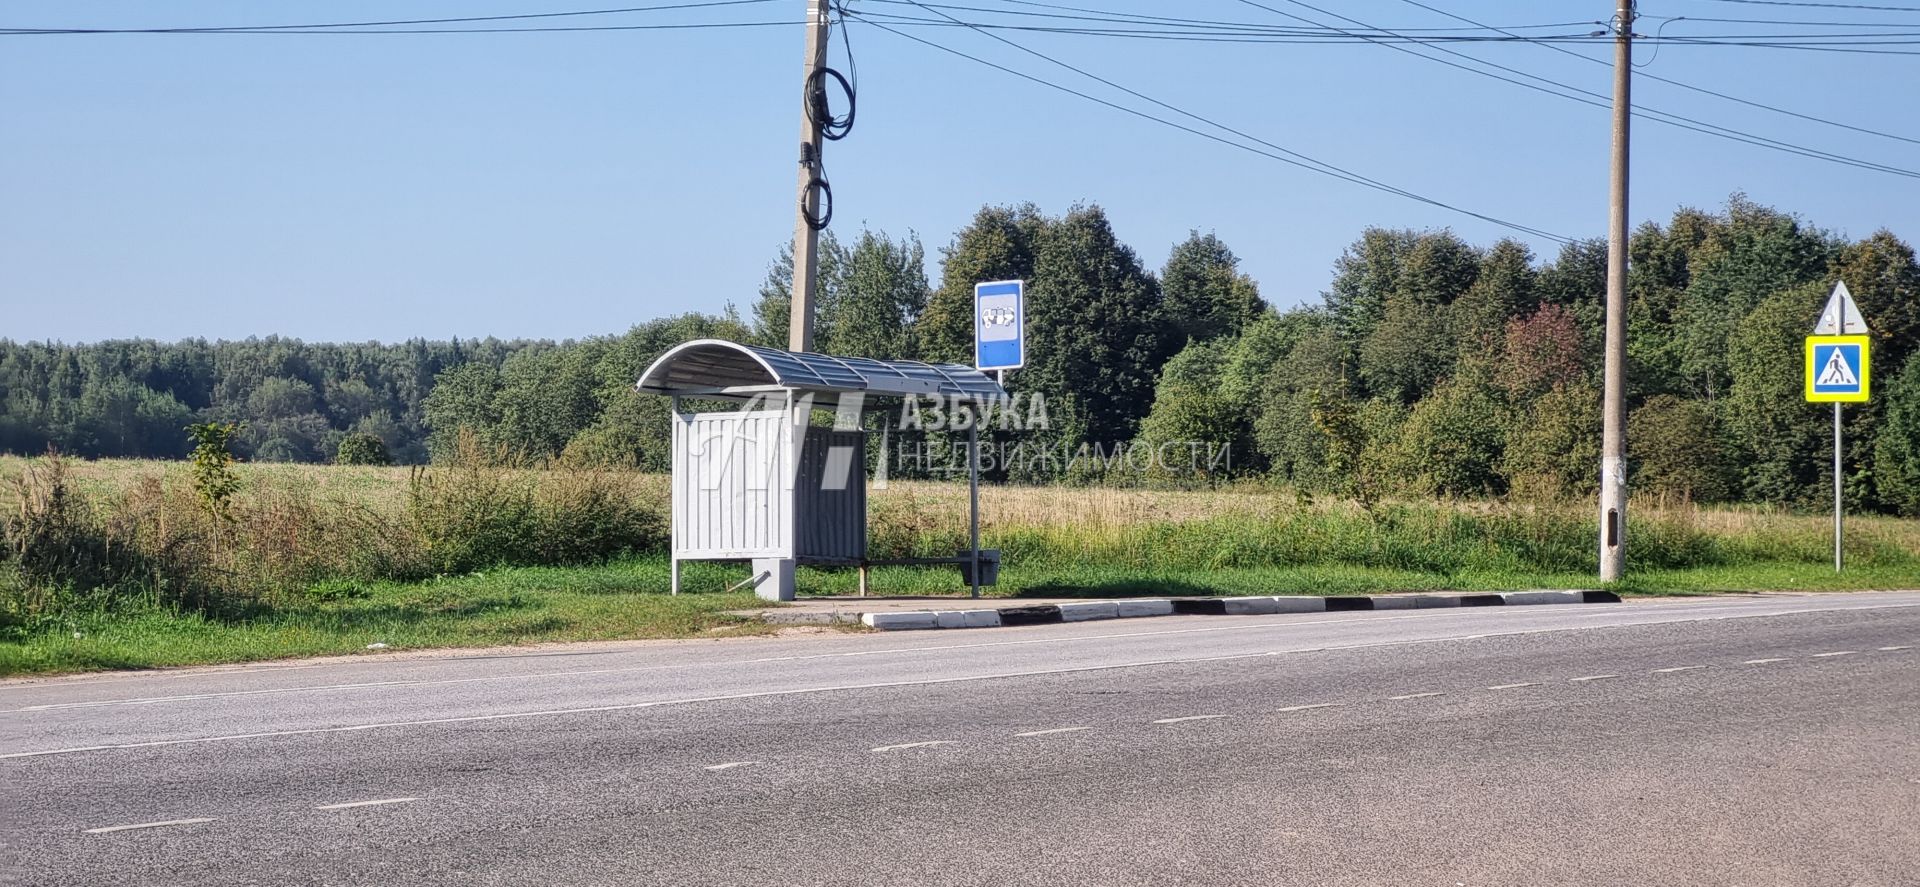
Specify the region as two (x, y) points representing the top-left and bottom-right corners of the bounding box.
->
(1598, 0), (1634, 583)
(788, 0), (831, 353)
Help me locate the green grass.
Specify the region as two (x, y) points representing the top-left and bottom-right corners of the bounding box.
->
(3, 456), (1917, 677)
(805, 561), (1920, 599)
(0, 559), (777, 677)
(5, 555), (1916, 678)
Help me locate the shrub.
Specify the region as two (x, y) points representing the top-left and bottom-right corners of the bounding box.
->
(1630, 395), (1737, 503)
(186, 422), (242, 521)
(335, 432), (392, 466)
(1, 454), (138, 619)
(406, 436), (664, 573)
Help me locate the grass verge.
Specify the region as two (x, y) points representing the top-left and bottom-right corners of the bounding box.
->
(0, 559), (774, 677)
(4, 556), (1915, 678)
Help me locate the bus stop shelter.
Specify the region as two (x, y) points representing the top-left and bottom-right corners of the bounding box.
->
(636, 338), (1005, 602)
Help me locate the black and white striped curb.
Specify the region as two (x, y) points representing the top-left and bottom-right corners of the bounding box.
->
(858, 590), (1623, 631)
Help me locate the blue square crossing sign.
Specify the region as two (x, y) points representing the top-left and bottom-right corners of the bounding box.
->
(1805, 335), (1869, 403)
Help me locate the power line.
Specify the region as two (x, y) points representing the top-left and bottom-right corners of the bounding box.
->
(846, 6), (1575, 244)
(0, 20), (801, 36)
(1232, 0), (1920, 179)
(860, 0), (1598, 35)
(1691, 0), (1920, 11)
(0, 0), (780, 35)
(1394, 0), (1920, 147)
(1650, 34), (1920, 52)
(849, 12), (1607, 43)
(857, 13), (1920, 44)
(1657, 14), (1920, 25)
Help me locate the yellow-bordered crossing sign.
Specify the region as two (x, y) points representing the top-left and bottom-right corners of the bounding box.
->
(1805, 335), (1869, 403)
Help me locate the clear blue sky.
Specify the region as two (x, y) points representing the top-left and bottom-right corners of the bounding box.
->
(2, 0), (1915, 344)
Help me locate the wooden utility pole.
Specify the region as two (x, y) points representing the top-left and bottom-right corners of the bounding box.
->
(788, 0), (830, 353)
(1599, 0), (1633, 582)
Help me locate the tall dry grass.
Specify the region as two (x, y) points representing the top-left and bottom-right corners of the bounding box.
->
(4, 455), (1916, 625)
(0, 447), (664, 625)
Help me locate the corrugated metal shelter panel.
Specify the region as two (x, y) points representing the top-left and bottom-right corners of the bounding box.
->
(795, 426), (867, 561)
(638, 339), (1004, 401)
(672, 410), (790, 560)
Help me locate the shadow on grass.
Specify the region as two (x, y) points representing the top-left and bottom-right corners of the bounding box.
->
(1015, 578), (1221, 599)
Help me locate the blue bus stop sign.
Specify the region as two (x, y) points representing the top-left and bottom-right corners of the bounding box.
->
(975, 280), (1024, 372)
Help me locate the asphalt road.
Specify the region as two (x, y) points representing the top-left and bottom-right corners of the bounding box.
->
(3, 592), (1918, 886)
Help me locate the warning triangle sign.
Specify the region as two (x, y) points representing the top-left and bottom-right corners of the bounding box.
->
(1818, 348), (1858, 387)
(1813, 281), (1870, 335)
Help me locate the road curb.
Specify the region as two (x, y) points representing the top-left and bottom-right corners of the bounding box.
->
(857, 590), (1621, 631)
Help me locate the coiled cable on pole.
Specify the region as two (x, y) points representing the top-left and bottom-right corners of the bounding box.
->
(800, 143), (833, 230)
(806, 65), (855, 140)
(799, 0), (851, 229)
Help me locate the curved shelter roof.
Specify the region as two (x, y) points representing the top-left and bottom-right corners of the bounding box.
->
(637, 339), (1004, 400)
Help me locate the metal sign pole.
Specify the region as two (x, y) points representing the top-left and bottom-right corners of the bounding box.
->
(1835, 303), (1846, 574)
(968, 424), (981, 600)
(1834, 402), (1844, 573)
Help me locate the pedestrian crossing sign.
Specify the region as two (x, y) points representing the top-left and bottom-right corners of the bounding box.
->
(1805, 335), (1869, 403)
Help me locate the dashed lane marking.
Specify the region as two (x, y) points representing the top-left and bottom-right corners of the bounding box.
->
(1387, 692), (1443, 700)
(1744, 658), (1789, 664)
(1485, 683), (1538, 690)
(1569, 674), (1618, 682)
(1653, 666), (1708, 673)
(1880, 646), (1911, 651)
(84, 818), (216, 834)
(871, 741), (955, 753)
(315, 798), (419, 811)
(1813, 651), (1858, 658)
(1276, 703), (1342, 713)
(1153, 715), (1226, 725)
(1014, 727), (1093, 737)
(703, 762), (762, 772)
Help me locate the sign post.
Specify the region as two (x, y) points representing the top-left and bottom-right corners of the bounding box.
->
(1805, 281), (1871, 572)
(969, 281), (1024, 600)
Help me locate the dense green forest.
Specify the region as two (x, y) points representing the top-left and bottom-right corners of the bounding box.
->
(5, 195), (1919, 513)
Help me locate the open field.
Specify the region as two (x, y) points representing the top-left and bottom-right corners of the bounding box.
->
(3, 456), (1917, 675)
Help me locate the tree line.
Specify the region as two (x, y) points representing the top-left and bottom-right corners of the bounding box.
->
(4, 195), (1919, 513)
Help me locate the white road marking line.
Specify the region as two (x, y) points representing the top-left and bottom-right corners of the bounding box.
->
(20, 598), (1918, 711)
(1744, 658), (1789, 664)
(14, 600), (1920, 759)
(84, 818), (216, 834)
(1276, 703), (1341, 712)
(1387, 692), (1444, 700)
(1879, 646), (1911, 651)
(871, 741), (954, 753)
(1485, 683), (1538, 690)
(703, 761), (762, 771)
(1813, 651), (1858, 657)
(1569, 674), (1618, 682)
(1153, 715), (1226, 724)
(1653, 666), (1708, 673)
(1014, 727), (1092, 737)
(314, 797), (418, 811)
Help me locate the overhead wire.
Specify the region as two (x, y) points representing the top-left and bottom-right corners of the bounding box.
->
(1690, 0), (1920, 11)
(1394, 0), (1920, 146)
(1230, 0), (1920, 179)
(848, 4), (1575, 243)
(0, 0), (783, 35)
